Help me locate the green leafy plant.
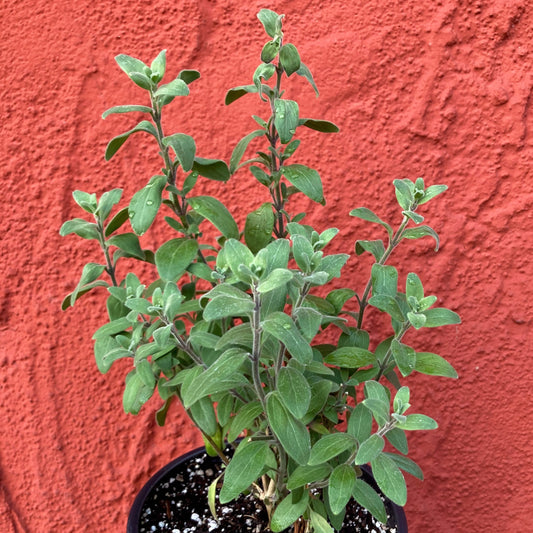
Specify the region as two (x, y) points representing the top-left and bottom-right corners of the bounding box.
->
(61, 9), (460, 533)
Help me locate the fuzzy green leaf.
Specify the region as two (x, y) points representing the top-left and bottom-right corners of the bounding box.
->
(352, 478), (387, 524)
(414, 351), (458, 378)
(230, 130), (266, 174)
(283, 164), (324, 204)
(274, 99), (299, 144)
(270, 491), (309, 532)
(266, 392), (311, 465)
(371, 453), (407, 506)
(328, 464), (356, 515)
(298, 118), (339, 133)
(105, 121), (158, 161)
(163, 133), (196, 171)
(188, 196), (239, 240)
(155, 238), (199, 282)
(128, 175), (167, 236)
(308, 433), (356, 466)
(279, 43), (301, 76)
(192, 157), (230, 182)
(245, 202), (275, 253)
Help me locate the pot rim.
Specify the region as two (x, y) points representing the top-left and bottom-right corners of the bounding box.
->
(127, 445), (408, 532)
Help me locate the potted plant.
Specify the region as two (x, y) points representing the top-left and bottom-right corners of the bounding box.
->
(61, 9), (460, 533)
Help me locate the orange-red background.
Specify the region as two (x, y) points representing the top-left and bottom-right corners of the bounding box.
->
(1, 1), (532, 532)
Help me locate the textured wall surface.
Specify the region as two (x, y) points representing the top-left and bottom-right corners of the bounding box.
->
(1, 0), (532, 532)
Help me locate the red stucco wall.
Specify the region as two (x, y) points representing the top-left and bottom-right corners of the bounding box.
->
(1, 1), (532, 531)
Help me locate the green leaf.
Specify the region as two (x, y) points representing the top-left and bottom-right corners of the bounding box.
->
(298, 118), (339, 133)
(59, 219), (100, 240)
(208, 474), (222, 520)
(407, 312), (426, 329)
(96, 188), (123, 221)
(328, 464), (356, 515)
(371, 453), (407, 506)
(385, 452), (424, 480)
(391, 340), (416, 377)
(355, 240), (385, 261)
(368, 295), (405, 322)
(418, 184), (447, 205)
(183, 350), (248, 408)
(244, 202), (275, 253)
(62, 280), (108, 310)
(128, 71), (153, 90)
(188, 196), (239, 240)
(192, 157), (230, 182)
(261, 40), (280, 63)
(401, 225), (440, 251)
(105, 120), (158, 161)
(230, 130), (266, 174)
(257, 8), (281, 37)
(279, 43), (301, 76)
(225, 84), (259, 105)
(128, 175), (167, 236)
(362, 399), (390, 427)
(296, 63), (319, 97)
(228, 401), (263, 442)
(154, 77), (189, 97)
(178, 69), (201, 85)
(150, 49), (166, 82)
(347, 403), (373, 443)
(415, 351), (458, 378)
(270, 491), (309, 533)
(371, 264), (398, 298)
(274, 99), (299, 144)
(105, 207), (130, 237)
(189, 397), (217, 436)
(163, 133), (196, 171)
(223, 239), (254, 281)
(421, 307), (461, 327)
(72, 190), (97, 213)
(101, 105), (152, 119)
(123, 369), (154, 415)
(70, 262), (106, 302)
(324, 347), (375, 368)
(220, 440), (272, 503)
(283, 164), (324, 204)
(308, 433), (356, 466)
(403, 210), (424, 224)
(107, 233), (144, 260)
(385, 428), (408, 454)
(266, 392), (311, 465)
(352, 478), (387, 524)
(355, 434), (385, 465)
(325, 289), (356, 315)
(393, 179), (414, 210)
(349, 207), (393, 238)
(406, 273), (424, 301)
(262, 312), (313, 364)
(257, 268), (293, 294)
(203, 288), (254, 322)
(277, 367), (311, 419)
(155, 238), (199, 282)
(287, 464), (332, 490)
(396, 414), (438, 431)
(253, 63), (276, 91)
(115, 54), (149, 77)
(310, 510), (334, 533)
(249, 165), (271, 186)
(92, 316), (132, 340)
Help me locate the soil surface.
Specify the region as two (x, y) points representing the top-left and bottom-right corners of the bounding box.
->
(135, 450), (400, 533)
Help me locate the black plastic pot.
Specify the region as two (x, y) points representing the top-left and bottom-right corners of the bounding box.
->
(127, 445), (408, 532)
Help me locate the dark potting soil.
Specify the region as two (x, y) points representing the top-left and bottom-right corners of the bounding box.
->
(137, 449), (399, 533)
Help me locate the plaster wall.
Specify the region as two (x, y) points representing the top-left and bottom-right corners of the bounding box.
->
(1, 0), (532, 532)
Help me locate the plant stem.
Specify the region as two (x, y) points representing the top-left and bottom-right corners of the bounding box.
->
(251, 285), (266, 407)
(356, 215), (410, 329)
